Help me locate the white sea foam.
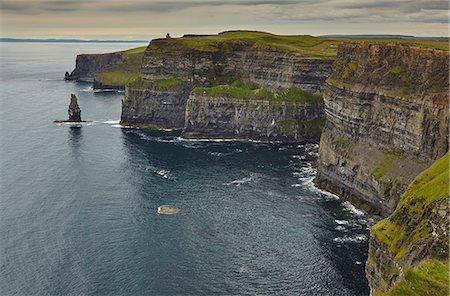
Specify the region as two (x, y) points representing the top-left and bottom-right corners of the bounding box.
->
(333, 234), (367, 243)
(335, 219), (350, 225)
(335, 225), (346, 231)
(343, 201), (365, 216)
(103, 120), (120, 124)
(93, 89), (124, 93)
(111, 124), (133, 129)
(209, 152), (223, 157)
(156, 169), (171, 180)
(224, 174), (256, 186)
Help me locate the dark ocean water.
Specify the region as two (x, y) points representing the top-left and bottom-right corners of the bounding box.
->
(0, 42), (370, 296)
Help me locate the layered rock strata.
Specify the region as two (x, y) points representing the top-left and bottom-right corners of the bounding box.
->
(182, 93), (324, 142)
(121, 35), (333, 140)
(65, 53), (124, 82)
(316, 43), (449, 216)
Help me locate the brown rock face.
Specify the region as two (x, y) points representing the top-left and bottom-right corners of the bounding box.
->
(120, 39), (333, 137)
(316, 43), (449, 216)
(182, 94), (324, 142)
(65, 53), (124, 82)
(68, 94), (81, 122)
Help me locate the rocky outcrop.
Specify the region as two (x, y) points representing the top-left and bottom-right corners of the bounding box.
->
(182, 93), (324, 142)
(366, 153), (449, 295)
(316, 43), (449, 216)
(68, 94), (82, 122)
(65, 52), (124, 82)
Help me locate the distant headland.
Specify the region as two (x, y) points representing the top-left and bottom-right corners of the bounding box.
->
(0, 38), (148, 43)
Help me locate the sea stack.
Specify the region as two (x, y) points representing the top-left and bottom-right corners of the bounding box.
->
(68, 94), (81, 122)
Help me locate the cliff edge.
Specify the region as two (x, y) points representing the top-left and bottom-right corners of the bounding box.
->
(316, 43), (449, 216)
(366, 153), (449, 295)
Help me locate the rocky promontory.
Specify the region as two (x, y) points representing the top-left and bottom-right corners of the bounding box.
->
(314, 42), (449, 295)
(65, 47), (146, 90)
(316, 43), (449, 216)
(121, 31), (336, 140)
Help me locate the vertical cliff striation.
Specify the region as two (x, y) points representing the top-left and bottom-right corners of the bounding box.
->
(182, 87), (324, 141)
(316, 43), (449, 216)
(121, 78), (191, 129)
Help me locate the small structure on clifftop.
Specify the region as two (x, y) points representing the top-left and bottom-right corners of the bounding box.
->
(54, 93), (84, 123)
(166, 33), (171, 39)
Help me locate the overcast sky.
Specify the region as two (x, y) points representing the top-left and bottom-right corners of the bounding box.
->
(1, 0), (449, 39)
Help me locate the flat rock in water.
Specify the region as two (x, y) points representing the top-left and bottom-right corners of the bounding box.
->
(157, 205), (179, 215)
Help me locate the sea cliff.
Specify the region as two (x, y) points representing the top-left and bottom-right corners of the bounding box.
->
(182, 87), (324, 142)
(366, 153), (449, 295)
(67, 32), (449, 295)
(66, 46), (146, 90)
(314, 42), (449, 295)
(316, 43), (449, 216)
(121, 31), (336, 140)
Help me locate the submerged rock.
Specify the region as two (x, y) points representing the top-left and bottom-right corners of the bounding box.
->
(157, 205), (179, 215)
(68, 94), (82, 122)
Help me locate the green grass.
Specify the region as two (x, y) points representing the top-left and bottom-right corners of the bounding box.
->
(128, 76), (183, 89)
(153, 77), (183, 88)
(98, 70), (141, 86)
(390, 66), (404, 75)
(98, 46), (146, 86)
(372, 148), (406, 180)
(379, 259), (449, 296)
(120, 46), (147, 55)
(148, 31), (448, 60)
(193, 83), (322, 103)
(372, 152), (449, 262)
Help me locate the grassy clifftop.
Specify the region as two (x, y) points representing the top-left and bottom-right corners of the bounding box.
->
(382, 259), (448, 296)
(370, 152), (449, 295)
(149, 31), (448, 59)
(94, 31), (448, 87)
(97, 46), (146, 86)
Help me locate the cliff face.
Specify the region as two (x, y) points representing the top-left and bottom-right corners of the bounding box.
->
(121, 80), (191, 129)
(141, 39), (333, 94)
(121, 35), (333, 139)
(66, 53), (124, 82)
(316, 43), (449, 216)
(66, 47), (146, 90)
(366, 153), (449, 295)
(182, 93), (324, 142)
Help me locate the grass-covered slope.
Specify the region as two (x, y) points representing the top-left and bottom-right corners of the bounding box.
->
(370, 152), (449, 295)
(97, 46), (146, 87)
(382, 259), (448, 296)
(149, 31), (448, 59)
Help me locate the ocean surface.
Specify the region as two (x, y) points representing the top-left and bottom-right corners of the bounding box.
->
(0, 42), (370, 295)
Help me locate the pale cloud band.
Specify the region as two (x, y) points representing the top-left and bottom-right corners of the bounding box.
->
(1, 0), (449, 39)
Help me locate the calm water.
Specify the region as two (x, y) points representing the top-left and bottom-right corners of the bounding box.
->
(0, 42), (370, 295)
